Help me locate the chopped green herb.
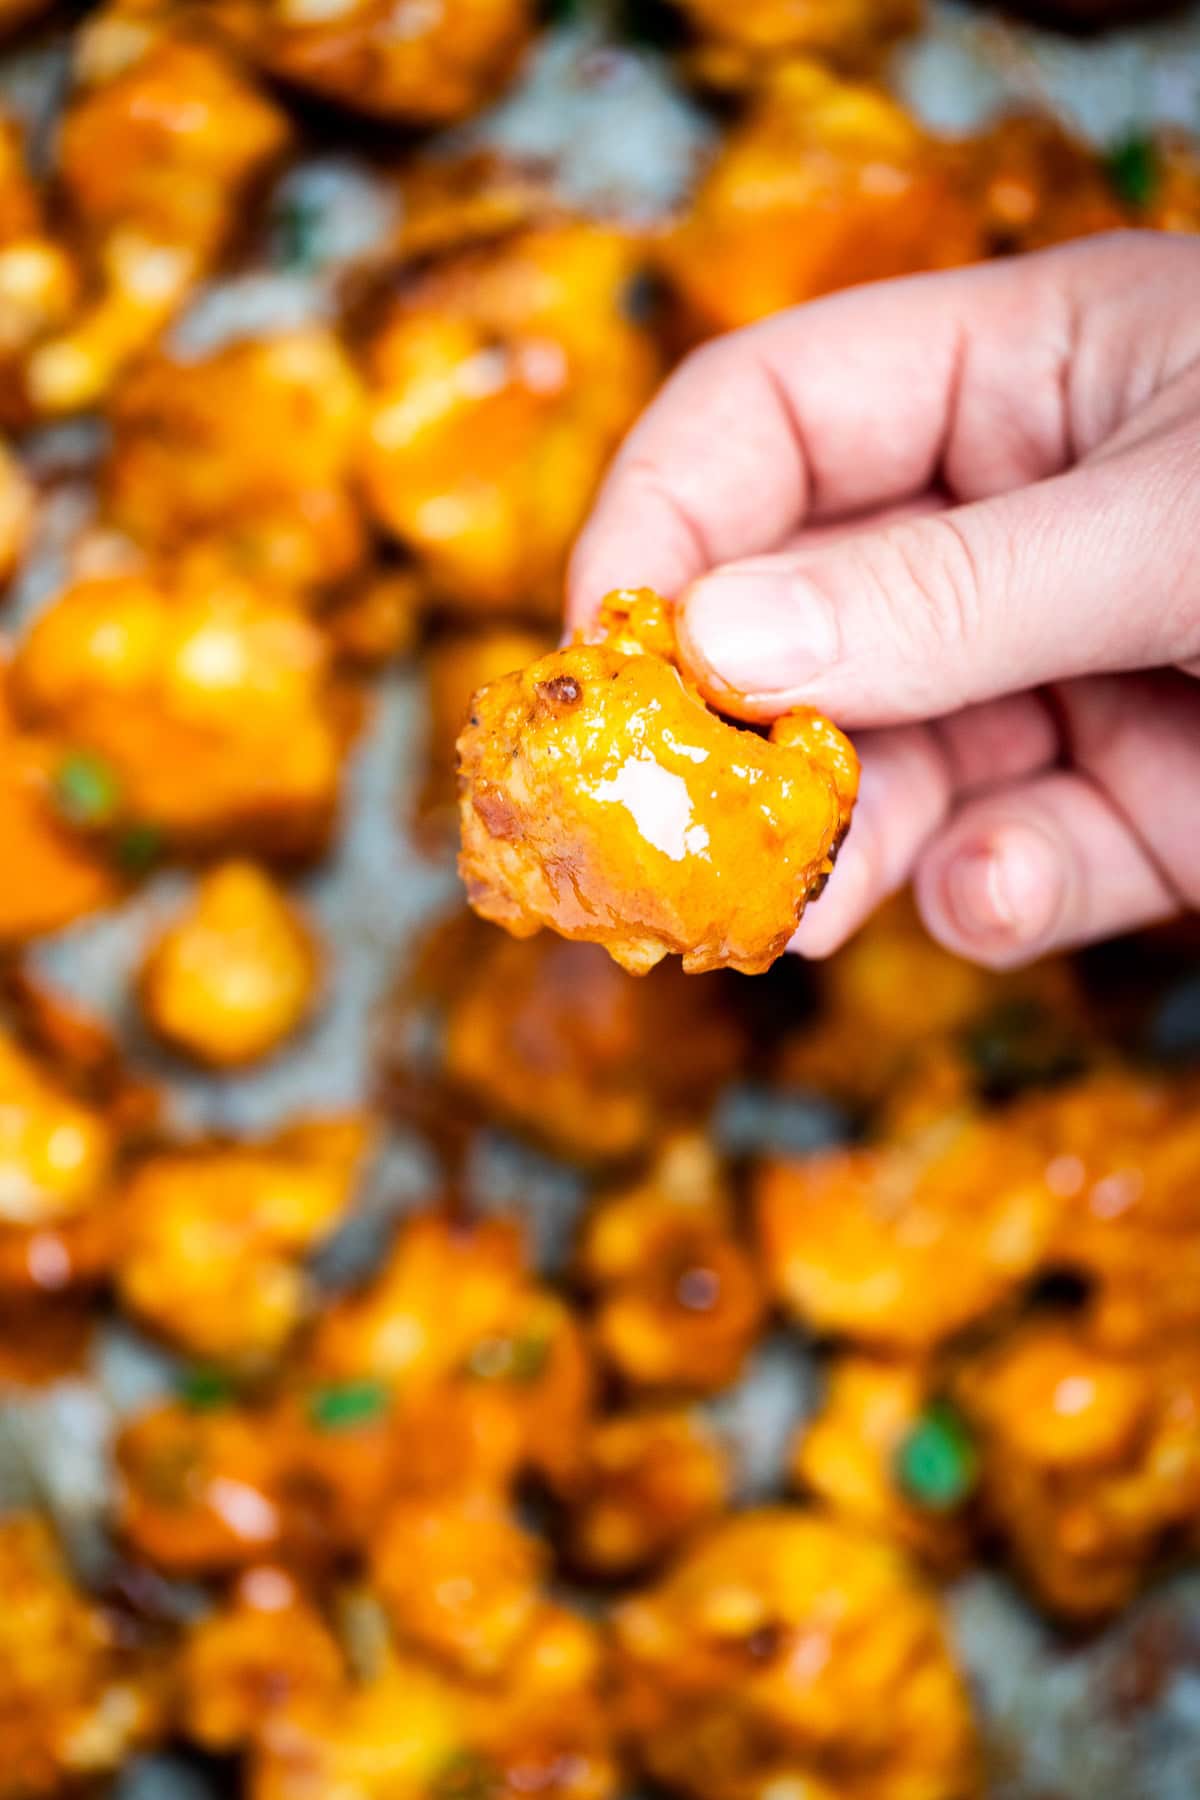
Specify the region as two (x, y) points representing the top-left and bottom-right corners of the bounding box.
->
(307, 1378), (390, 1431)
(53, 751), (121, 829)
(466, 1333), (550, 1384)
(113, 822), (165, 876)
(178, 1366), (235, 1412)
(895, 1400), (978, 1512)
(1106, 135), (1159, 212)
(433, 1750), (498, 1800)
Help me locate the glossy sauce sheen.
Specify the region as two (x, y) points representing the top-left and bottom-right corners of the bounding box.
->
(457, 591), (858, 976)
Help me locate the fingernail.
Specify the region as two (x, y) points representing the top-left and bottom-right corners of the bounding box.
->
(681, 568), (838, 698)
(943, 826), (1064, 946)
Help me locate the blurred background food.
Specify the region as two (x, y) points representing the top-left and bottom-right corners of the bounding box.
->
(0, 2), (1198, 1797)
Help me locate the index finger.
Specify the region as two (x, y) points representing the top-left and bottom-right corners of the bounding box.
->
(566, 239), (1110, 629)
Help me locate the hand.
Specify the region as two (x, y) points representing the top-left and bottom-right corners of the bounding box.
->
(568, 233), (1200, 967)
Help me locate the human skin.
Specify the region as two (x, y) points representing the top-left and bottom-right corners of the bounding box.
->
(568, 233), (1200, 967)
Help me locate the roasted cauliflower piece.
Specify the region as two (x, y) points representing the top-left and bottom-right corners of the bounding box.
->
(613, 1508), (979, 1800)
(10, 566), (356, 857)
(579, 1134), (765, 1395)
(1023, 1069), (1200, 1351)
(0, 1029), (115, 1230)
(0, 114), (79, 430)
(0, 672), (123, 944)
(756, 1110), (1059, 1351)
(385, 911), (747, 1164)
(372, 1488), (545, 1679)
(115, 1115), (371, 1364)
(310, 1210), (593, 1494)
(0, 437), (31, 578)
(1141, 129), (1200, 231)
(139, 861), (321, 1068)
(416, 625), (551, 847)
(457, 590), (857, 976)
(30, 23), (290, 413)
(359, 223), (659, 619)
(104, 329), (368, 590)
(968, 112), (1127, 254)
(119, 1374), (421, 1574)
(675, 0), (922, 82)
(212, 0), (535, 124)
(956, 1319), (1200, 1621)
(0, 1022), (133, 1296)
(774, 891), (1087, 1117)
(792, 1356), (976, 1569)
(179, 1566), (344, 1753)
(564, 1407), (730, 1578)
(118, 1398), (297, 1573)
(464, 1605), (618, 1800)
(251, 1653), (471, 1800)
(659, 61), (981, 337)
(0, 1515), (165, 1798)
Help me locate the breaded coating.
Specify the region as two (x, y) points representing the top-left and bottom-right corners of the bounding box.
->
(323, 568), (425, 670)
(115, 1115), (371, 1364)
(360, 223), (659, 619)
(118, 1387), (401, 1573)
(0, 1023), (133, 1296)
(309, 1210), (593, 1494)
(676, 0), (922, 81)
(774, 890), (1087, 1117)
(957, 1320), (1200, 1620)
(1024, 1069), (1200, 1351)
(613, 1508), (979, 1800)
(139, 861), (321, 1068)
(61, 28), (285, 249)
(756, 1111), (1059, 1350)
(0, 983), (159, 1293)
(579, 1134), (765, 1394)
(458, 589), (857, 975)
(0, 113), (79, 429)
(384, 911), (747, 1164)
(463, 1605), (618, 1800)
(372, 1488), (545, 1678)
(416, 625), (551, 846)
(968, 113), (1127, 253)
(10, 566), (356, 856)
(29, 23), (289, 413)
(118, 1397), (304, 1574)
(659, 61), (981, 336)
(250, 1654), (470, 1800)
(1143, 129), (1200, 230)
(564, 1407), (730, 1577)
(0, 1514), (164, 1797)
(104, 329), (368, 589)
(212, 0), (535, 124)
(179, 1567), (344, 1753)
(250, 1604), (616, 1800)
(0, 1029), (115, 1229)
(792, 1356), (975, 1569)
(0, 670), (120, 944)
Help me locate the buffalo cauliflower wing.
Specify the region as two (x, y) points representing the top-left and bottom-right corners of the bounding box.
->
(457, 589), (857, 976)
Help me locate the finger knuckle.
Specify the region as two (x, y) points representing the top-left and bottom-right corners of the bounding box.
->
(835, 516), (992, 703)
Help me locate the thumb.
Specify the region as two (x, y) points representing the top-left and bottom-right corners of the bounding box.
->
(675, 434), (1200, 729)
